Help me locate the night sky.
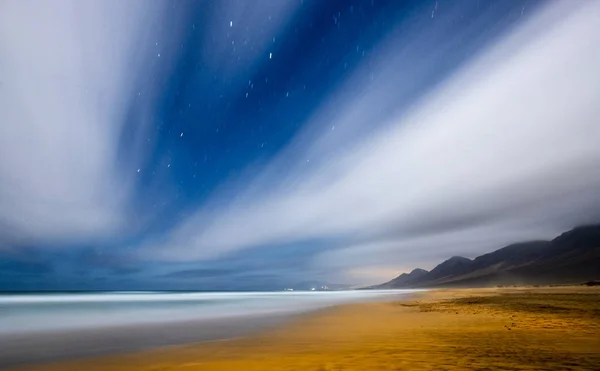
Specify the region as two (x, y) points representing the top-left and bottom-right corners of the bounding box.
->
(1, 0), (600, 290)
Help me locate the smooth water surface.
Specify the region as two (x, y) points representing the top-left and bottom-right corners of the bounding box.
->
(0, 290), (419, 335)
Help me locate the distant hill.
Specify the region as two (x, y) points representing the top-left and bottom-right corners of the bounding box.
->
(376, 268), (428, 289)
(370, 225), (600, 289)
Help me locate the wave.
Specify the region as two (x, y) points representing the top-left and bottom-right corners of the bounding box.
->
(0, 290), (420, 335)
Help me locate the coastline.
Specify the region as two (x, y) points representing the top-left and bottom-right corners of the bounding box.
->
(0, 290), (411, 369)
(7, 286), (600, 371)
(0, 312), (290, 369)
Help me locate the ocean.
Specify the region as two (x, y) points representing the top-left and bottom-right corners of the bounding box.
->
(0, 290), (418, 334)
(0, 290), (419, 367)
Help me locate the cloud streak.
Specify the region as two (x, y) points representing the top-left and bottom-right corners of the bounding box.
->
(143, 0), (600, 283)
(0, 1), (165, 246)
(2, 1), (599, 288)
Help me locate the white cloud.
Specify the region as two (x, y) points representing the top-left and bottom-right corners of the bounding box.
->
(144, 0), (600, 270)
(0, 1), (304, 249)
(0, 1), (164, 245)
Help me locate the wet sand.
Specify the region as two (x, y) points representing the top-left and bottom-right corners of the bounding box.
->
(0, 314), (289, 369)
(7, 287), (600, 371)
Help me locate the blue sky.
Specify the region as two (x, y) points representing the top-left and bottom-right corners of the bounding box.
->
(1, 0), (600, 290)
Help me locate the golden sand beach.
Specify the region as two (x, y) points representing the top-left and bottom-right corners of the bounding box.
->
(10, 287), (600, 371)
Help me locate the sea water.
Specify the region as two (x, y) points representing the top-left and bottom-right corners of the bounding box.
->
(0, 290), (419, 335)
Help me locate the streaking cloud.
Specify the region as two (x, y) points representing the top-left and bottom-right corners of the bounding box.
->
(0, 0), (299, 249)
(0, 1), (158, 246)
(1, 0), (599, 289)
(142, 0), (600, 284)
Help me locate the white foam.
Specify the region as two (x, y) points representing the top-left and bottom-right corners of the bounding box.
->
(0, 290), (421, 335)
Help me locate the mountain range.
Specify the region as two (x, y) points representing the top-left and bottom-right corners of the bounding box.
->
(370, 225), (600, 289)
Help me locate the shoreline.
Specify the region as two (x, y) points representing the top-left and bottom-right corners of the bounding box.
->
(0, 290), (413, 369)
(0, 313), (288, 369)
(7, 286), (600, 370)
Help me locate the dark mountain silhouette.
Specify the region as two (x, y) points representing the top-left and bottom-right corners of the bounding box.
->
(376, 268), (428, 288)
(424, 256), (473, 282)
(371, 225), (600, 289)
